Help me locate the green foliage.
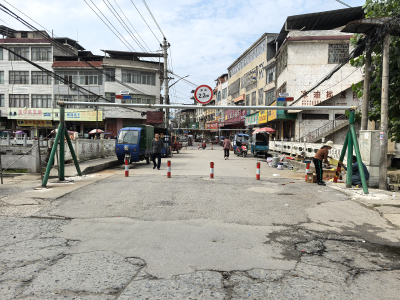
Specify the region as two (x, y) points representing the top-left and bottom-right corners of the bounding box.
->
(350, 0), (400, 141)
(181, 117), (190, 128)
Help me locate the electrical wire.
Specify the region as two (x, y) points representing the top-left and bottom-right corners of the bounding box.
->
(130, 0), (161, 44)
(142, 0), (165, 38)
(87, 0), (137, 52)
(334, 0), (352, 8)
(112, 0), (153, 53)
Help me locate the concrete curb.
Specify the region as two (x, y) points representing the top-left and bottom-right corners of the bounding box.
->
(81, 160), (123, 175)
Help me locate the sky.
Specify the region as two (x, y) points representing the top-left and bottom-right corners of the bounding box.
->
(0, 0), (365, 104)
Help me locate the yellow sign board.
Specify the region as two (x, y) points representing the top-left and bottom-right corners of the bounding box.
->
(8, 108), (103, 122)
(258, 101), (277, 124)
(17, 120), (53, 127)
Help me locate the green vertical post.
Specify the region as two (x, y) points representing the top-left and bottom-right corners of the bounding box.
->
(59, 105), (65, 181)
(64, 130), (82, 176)
(41, 123), (63, 187)
(346, 110), (355, 188)
(339, 131), (350, 163)
(350, 125), (369, 194)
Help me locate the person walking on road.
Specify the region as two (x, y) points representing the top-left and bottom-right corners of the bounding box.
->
(152, 133), (163, 170)
(313, 141), (333, 186)
(223, 137), (231, 160)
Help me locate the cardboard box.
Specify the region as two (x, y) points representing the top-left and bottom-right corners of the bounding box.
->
(307, 174), (317, 183)
(323, 169), (337, 180)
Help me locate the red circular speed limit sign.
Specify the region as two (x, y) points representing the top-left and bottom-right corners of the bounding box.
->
(194, 85), (213, 104)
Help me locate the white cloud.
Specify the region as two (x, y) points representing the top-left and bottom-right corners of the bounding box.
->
(0, 0), (365, 103)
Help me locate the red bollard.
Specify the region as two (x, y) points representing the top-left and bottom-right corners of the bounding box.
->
(125, 158), (129, 177)
(167, 160), (171, 178)
(198, 144), (200, 150)
(305, 163), (310, 182)
(210, 162), (214, 179)
(256, 162), (260, 180)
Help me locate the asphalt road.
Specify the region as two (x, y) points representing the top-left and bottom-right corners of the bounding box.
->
(1, 146), (400, 299)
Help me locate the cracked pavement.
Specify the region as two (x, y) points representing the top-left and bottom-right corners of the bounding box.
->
(1, 148), (400, 299)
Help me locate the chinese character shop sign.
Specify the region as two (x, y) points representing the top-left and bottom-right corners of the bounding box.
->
(224, 110), (246, 125)
(194, 85), (213, 104)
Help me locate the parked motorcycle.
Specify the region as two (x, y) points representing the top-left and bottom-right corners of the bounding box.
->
(236, 142), (248, 157)
(202, 141), (206, 150)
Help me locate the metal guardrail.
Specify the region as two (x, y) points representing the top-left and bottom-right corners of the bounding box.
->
(296, 105), (362, 143)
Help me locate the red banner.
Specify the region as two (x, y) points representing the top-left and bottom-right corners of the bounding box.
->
(146, 111), (163, 124)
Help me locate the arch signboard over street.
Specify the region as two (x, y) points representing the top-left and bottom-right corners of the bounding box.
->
(194, 85), (213, 105)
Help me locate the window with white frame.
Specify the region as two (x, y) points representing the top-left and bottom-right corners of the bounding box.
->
(105, 68), (115, 82)
(0, 94), (4, 107)
(9, 47), (29, 61)
(122, 69), (156, 85)
(54, 95), (78, 108)
(9, 71), (29, 84)
(266, 66), (275, 84)
(251, 91), (256, 106)
(32, 94), (51, 108)
(80, 71), (103, 85)
(9, 94), (29, 107)
(245, 94), (250, 106)
(222, 88), (227, 99)
(105, 92), (115, 103)
(55, 71), (78, 84)
(31, 71), (51, 84)
(31, 47), (52, 61)
(0, 71), (4, 84)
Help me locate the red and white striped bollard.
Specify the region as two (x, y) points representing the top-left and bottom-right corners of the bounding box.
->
(167, 160), (171, 178)
(198, 144), (200, 150)
(125, 157), (129, 177)
(305, 163), (310, 182)
(210, 162), (214, 179)
(256, 162), (260, 180)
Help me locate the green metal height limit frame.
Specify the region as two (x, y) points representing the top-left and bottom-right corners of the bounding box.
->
(337, 109), (369, 194)
(42, 105), (82, 187)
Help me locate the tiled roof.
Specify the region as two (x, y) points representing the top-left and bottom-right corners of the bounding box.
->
(0, 38), (51, 44)
(52, 61), (103, 68)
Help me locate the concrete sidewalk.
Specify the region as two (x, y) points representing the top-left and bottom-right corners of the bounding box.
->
(50, 157), (122, 177)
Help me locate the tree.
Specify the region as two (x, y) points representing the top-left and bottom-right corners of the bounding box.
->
(350, 0), (400, 141)
(181, 116), (190, 129)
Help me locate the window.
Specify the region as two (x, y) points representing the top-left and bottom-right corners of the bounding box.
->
(217, 91), (221, 102)
(222, 88), (227, 99)
(21, 32), (28, 38)
(302, 114), (329, 120)
(328, 44), (349, 64)
(9, 71), (29, 84)
(258, 88), (263, 105)
(117, 130), (139, 145)
(228, 78), (240, 97)
(80, 71), (103, 85)
(266, 66), (275, 84)
(105, 92), (115, 103)
(0, 49), (3, 60)
(9, 94), (29, 107)
(9, 47), (29, 61)
(245, 94), (250, 106)
(228, 40), (266, 78)
(55, 71), (78, 85)
(122, 69), (155, 86)
(0, 94), (4, 107)
(31, 47), (52, 61)
(32, 95), (51, 108)
(251, 91), (256, 106)
(125, 95), (156, 104)
(31, 71), (51, 84)
(0, 71), (3, 84)
(265, 88), (275, 106)
(105, 68), (115, 82)
(54, 95), (78, 108)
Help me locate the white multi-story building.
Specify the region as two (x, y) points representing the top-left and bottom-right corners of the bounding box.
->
(0, 27), (164, 138)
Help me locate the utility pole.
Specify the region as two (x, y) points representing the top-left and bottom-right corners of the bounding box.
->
(163, 38), (169, 129)
(379, 34), (390, 190)
(361, 51), (371, 130)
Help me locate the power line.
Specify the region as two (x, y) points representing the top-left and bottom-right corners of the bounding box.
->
(335, 0), (352, 8)
(142, 0), (165, 38)
(112, 0), (153, 53)
(130, 0), (161, 44)
(87, 0), (137, 51)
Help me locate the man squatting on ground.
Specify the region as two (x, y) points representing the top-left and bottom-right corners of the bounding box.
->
(341, 155), (370, 186)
